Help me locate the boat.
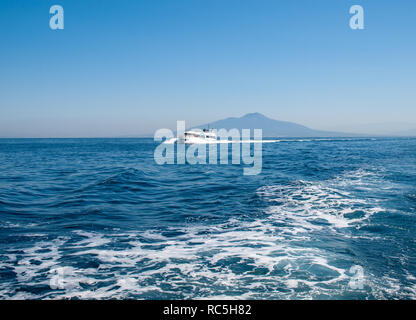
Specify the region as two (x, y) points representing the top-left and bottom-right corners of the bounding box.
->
(178, 128), (217, 144)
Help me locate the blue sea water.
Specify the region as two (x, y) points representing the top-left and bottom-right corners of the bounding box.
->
(0, 137), (415, 299)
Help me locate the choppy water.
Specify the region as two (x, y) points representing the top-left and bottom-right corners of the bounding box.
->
(0, 137), (415, 299)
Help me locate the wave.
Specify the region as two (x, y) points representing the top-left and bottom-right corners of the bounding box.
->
(257, 170), (385, 230)
(2, 168), (414, 300)
(163, 137), (378, 144)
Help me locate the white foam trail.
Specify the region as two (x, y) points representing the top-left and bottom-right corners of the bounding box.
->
(163, 138), (177, 144)
(162, 137), (377, 145)
(163, 139), (279, 144)
(1, 168), (413, 300)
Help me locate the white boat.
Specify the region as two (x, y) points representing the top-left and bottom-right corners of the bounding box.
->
(178, 129), (217, 144)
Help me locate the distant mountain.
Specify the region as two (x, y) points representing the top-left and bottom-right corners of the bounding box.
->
(389, 129), (416, 137)
(330, 122), (416, 137)
(193, 113), (356, 137)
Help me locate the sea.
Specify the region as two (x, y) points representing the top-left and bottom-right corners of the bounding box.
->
(0, 137), (415, 299)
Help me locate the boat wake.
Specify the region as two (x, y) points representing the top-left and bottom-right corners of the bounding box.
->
(1, 168), (414, 299)
(163, 138), (280, 144)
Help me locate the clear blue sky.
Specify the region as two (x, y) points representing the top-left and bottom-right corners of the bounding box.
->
(0, 0), (415, 137)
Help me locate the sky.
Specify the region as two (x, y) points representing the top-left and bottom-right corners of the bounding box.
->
(0, 0), (415, 137)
